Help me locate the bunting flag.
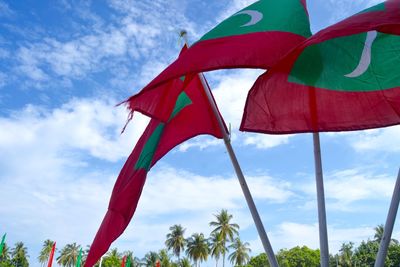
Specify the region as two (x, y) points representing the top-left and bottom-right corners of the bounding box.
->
(126, 0), (311, 122)
(0, 233), (6, 256)
(125, 255), (131, 267)
(85, 74), (224, 267)
(121, 255), (127, 267)
(76, 248), (82, 267)
(241, 0), (400, 134)
(47, 242), (56, 267)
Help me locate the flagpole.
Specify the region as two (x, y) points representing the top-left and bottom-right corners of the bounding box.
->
(313, 133), (329, 267)
(180, 30), (279, 267)
(374, 168), (400, 267)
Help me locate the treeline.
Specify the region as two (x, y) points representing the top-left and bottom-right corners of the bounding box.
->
(0, 209), (250, 267)
(1, 216), (398, 267)
(245, 224), (400, 267)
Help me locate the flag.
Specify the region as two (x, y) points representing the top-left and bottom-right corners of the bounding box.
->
(156, 260), (161, 267)
(76, 248), (82, 267)
(85, 74), (224, 267)
(125, 255), (131, 267)
(241, 0), (400, 134)
(0, 233), (6, 256)
(127, 0), (311, 122)
(121, 255), (127, 267)
(47, 242), (56, 267)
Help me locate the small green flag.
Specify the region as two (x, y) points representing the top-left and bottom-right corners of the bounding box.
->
(0, 233), (6, 256)
(126, 255), (131, 267)
(76, 248), (82, 267)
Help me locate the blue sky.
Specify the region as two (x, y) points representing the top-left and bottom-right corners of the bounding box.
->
(1, 0), (399, 266)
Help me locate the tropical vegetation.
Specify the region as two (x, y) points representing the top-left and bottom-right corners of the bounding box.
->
(1, 213), (399, 267)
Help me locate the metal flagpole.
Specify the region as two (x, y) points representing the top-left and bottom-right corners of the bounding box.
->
(374, 168), (400, 267)
(180, 30), (279, 267)
(313, 133), (330, 267)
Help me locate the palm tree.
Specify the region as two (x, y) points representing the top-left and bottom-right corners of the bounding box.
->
(142, 251), (159, 267)
(11, 242), (29, 267)
(374, 224), (385, 243)
(209, 232), (225, 267)
(38, 239), (55, 266)
(166, 224), (187, 261)
(159, 249), (173, 267)
(57, 243), (81, 267)
(373, 224), (399, 244)
(102, 248), (122, 267)
(338, 242), (354, 267)
(179, 257), (192, 267)
(0, 242), (11, 262)
(186, 233), (209, 267)
(209, 209), (239, 267)
(228, 238), (251, 266)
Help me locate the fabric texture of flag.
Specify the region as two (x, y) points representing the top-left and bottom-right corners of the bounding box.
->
(241, 0), (400, 134)
(0, 233), (6, 256)
(125, 256), (131, 267)
(47, 242), (56, 267)
(126, 0), (311, 122)
(85, 74), (224, 267)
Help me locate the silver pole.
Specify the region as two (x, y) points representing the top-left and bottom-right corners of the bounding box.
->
(180, 30), (279, 267)
(374, 168), (400, 267)
(313, 133), (330, 267)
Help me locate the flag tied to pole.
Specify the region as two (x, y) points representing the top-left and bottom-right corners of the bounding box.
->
(241, 0), (400, 134)
(85, 63), (224, 266)
(125, 0), (311, 122)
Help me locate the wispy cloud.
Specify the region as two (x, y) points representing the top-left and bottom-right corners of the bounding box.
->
(298, 168), (395, 211)
(0, 1), (15, 18)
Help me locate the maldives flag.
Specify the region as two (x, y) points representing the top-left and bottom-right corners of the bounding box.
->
(85, 75), (223, 267)
(47, 242), (56, 267)
(241, 0), (400, 134)
(127, 0), (311, 122)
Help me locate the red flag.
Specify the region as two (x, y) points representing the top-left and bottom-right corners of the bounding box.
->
(125, 0), (311, 122)
(47, 242), (56, 267)
(85, 74), (224, 267)
(121, 255), (127, 267)
(156, 260), (161, 267)
(241, 0), (400, 134)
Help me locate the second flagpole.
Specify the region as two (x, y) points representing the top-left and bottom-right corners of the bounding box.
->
(180, 30), (279, 267)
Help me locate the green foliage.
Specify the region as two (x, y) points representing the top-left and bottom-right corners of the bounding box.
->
(209, 209), (239, 267)
(245, 253), (269, 267)
(37, 239), (55, 267)
(56, 243), (81, 267)
(102, 248), (121, 267)
(228, 238), (251, 266)
(276, 246), (320, 267)
(11, 242), (29, 267)
(186, 233), (209, 267)
(165, 224), (187, 260)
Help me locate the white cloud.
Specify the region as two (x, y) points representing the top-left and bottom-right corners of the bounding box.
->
(299, 168), (395, 211)
(0, 98), (149, 162)
(350, 126), (400, 152)
(269, 222), (374, 253)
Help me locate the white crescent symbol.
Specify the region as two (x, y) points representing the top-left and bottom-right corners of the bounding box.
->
(345, 31), (378, 78)
(233, 10), (263, 27)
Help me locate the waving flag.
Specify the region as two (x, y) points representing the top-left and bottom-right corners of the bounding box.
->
(76, 248), (82, 267)
(128, 0), (311, 122)
(85, 74), (224, 267)
(47, 242), (56, 267)
(0, 233), (5, 256)
(241, 0), (400, 134)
